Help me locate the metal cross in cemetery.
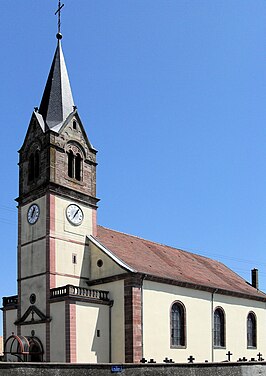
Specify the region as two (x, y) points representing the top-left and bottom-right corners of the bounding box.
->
(140, 358), (147, 363)
(226, 351), (233, 362)
(257, 352), (264, 361)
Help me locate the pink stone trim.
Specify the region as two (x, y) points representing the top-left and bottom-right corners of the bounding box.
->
(49, 194), (56, 234)
(49, 237), (56, 289)
(124, 276), (143, 363)
(92, 209), (97, 236)
(17, 206), (22, 327)
(65, 302), (77, 363)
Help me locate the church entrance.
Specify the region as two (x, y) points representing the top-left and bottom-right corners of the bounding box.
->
(4, 334), (44, 362)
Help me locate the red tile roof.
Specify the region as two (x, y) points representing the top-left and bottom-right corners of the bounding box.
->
(96, 225), (266, 300)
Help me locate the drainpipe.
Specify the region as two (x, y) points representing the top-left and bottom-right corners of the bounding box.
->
(109, 300), (114, 363)
(211, 289), (218, 362)
(141, 275), (147, 360)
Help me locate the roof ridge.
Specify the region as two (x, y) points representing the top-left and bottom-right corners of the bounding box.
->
(97, 224), (218, 264)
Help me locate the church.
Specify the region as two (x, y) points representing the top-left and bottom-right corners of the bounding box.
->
(2, 10), (266, 364)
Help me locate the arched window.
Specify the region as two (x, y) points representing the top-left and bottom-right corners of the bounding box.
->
(171, 301), (185, 347)
(28, 149), (40, 183)
(34, 150), (40, 179)
(28, 153), (35, 182)
(75, 153), (82, 181)
(68, 150), (74, 178)
(247, 312), (257, 348)
(214, 308), (225, 347)
(67, 146), (83, 182)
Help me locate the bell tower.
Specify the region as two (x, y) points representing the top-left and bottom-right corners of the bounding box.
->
(15, 28), (99, 360)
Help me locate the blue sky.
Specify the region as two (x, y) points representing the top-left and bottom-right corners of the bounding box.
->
(1, 1), (266, 332)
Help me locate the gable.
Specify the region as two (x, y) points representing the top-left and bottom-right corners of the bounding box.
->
(56, 111), (96, 159)
(88, 236), (131, 281)
(19, 111), (46, 154)
(15, 305), (51, 326)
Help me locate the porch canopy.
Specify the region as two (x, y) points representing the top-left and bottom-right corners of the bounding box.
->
(4, 334), (43, 362)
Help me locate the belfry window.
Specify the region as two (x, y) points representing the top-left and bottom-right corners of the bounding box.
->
(29, 154), (35, 182)
(28, 150), (40, 182)
(35, 150), (40, 178)
(75, 153), (82, 181)
(67, 149), (82, 181)
(68, 150), (74, 178)
(247, 312), (256, 348)
(214, 308), (225, 347)
(171, 301), (186, 347)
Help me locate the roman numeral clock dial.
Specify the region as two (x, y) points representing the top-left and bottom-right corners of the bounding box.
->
(66, 204), (84, 226)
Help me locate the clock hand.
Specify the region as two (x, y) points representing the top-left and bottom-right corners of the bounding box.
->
(72, 209), (79, 219)
(31, 207), (36, 218)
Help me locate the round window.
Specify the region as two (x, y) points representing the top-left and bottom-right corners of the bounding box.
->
(97, 259), (103, 268)
(30, 293), (36, 304)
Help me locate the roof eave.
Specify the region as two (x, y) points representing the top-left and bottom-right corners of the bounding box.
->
(142, 274), (266, 302)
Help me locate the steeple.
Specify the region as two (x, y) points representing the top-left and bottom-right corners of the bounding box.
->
(38, 36), (74, 131)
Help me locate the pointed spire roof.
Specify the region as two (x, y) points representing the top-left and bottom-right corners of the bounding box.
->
(39, 37), (74, 131)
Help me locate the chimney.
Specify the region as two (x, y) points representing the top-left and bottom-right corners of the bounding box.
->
(251, 268), (259, 289)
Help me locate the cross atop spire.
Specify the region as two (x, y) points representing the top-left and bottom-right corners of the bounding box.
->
(55, 0), (64, 39)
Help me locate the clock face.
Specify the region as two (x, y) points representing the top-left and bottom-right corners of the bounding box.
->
(27, 204), (40, 224)
(66, 204), (83, 226)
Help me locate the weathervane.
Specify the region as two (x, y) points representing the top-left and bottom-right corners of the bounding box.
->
(55, 0), (65, 39)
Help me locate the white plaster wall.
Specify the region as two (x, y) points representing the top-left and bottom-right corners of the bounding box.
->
(95, 280), (125, 362)
(55, 274), (82, 287)
(5, 309), (17, 339)
(20, 196), (47, 245)
(89, 242), (125, 281)
(50, 301), (66, 362)
(213, 295), (266, 362)
(76, 302), (109, 363)
(20, 239), (46, 278)
(55, 238), (89, 281)
(143, 280), (211, 363)
(54, 196), (93, 240)
(143, 280), (266, 363)
(53, 196), (94, 287)
(20, 275), (47, 313)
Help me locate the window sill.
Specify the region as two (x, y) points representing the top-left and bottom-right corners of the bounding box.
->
(170, 345), (187, 349)
(213, 346), (226, 349)
(65, 176), (84, 186)
(247, 346), (257, 349)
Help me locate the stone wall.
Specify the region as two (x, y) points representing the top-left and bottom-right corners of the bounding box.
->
(0, 362), (266, 376)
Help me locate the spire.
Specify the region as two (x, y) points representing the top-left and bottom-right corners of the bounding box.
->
(38, 36), (74, 131)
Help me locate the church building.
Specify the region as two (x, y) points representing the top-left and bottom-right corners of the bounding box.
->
(2, 16), (266, 364)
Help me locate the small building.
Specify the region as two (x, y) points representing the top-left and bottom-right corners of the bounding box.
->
(2, 20), (266, 364)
